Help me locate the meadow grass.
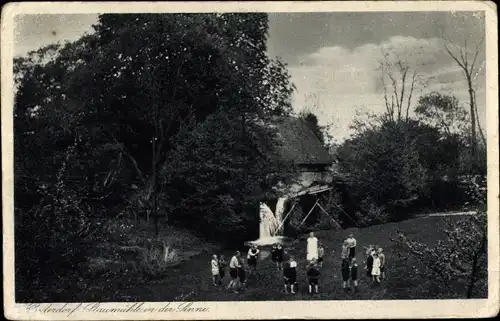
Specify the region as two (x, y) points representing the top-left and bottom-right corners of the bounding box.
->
(74, 215), (479, 301)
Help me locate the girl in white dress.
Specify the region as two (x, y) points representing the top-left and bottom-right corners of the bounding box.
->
(211, 254), (219, 286)
(371, 252), (381, 283)
(307, 232), (319, 262)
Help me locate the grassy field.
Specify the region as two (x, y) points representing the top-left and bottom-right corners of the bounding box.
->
(70, 215), (480, 302)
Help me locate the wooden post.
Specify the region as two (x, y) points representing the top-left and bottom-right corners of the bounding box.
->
(299, 200), (318, 228)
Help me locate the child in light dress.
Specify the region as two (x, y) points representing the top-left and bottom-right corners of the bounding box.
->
(371, 252), (381, 284)
(306, 232), (319, 263)
(210, 254), (219, 286)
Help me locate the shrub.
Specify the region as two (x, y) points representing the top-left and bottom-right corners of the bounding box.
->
(355, 198), (389, 227)
(392, 181), (487, 299)
(139, 240), (180, 279)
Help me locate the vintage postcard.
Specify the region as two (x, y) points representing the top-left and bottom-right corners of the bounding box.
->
(2, 1), (499, 319)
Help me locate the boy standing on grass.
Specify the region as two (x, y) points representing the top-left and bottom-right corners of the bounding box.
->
(307, 262), (320, 294)
(317, 243), (325, 268)
(341, 240), (349, 260)
(218, 255), (226, 285)
(238, 257), (247, 291)
(341, 258), (350, 292)
(247, 245), (260, 276)
(228, 251), (241, 292)
(211, 254), (220, 286)
(346, 233), (357, 260)
(283, 256), (297, 294)
(364, 246), (375, 278)
(378, 248), (386, 280)
(271, 244), (278, 268)
(350, 258), (359, 293)
(276, 243), (285, 270)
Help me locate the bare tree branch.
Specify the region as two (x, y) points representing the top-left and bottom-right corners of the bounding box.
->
(445, 45), (467, 71)
(405, 71), (418, 122)
(470, 36), (484, 74)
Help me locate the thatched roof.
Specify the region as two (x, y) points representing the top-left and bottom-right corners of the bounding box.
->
(269, 116), (334, 166)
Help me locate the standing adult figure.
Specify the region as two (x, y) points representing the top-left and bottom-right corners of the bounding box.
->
(307, 232), (319, 263)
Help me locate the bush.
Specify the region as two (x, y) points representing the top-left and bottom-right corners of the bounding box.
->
(355, 198), (389, 227)
(139, 240), (180, 279)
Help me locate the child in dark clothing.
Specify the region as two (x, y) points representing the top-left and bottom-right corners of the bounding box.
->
(307, 262), (320, 294)
(238, 257), (247, 291)
(218, 255), (226, 285)
(271, 244), (278, 268)
(350, 258), (359, 292)
(276, 244), (285, 270)
(365, 246), (375, 278)
(341, 258), (350, 292)
(283, 256), (297, 294)
(317, 243), (325, 268)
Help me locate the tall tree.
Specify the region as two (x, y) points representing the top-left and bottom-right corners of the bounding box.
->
(14, 13), (297, 239)
(379, 51), (420, 123)
(415, 92), (469, 138)
(443, 35), (485, 165)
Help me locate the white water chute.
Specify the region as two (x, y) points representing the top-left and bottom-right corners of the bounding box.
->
(259, 197), (287, 238)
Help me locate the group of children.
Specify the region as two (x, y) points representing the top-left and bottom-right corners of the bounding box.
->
(210, 245), (261, 293)
(340, 234), (387, 292)
(209, 231), (387, 295)
(364, 245), (386, 283)
(279, 232), (325, 295)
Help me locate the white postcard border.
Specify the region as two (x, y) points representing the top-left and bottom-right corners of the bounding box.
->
(2, 1), (499, 320)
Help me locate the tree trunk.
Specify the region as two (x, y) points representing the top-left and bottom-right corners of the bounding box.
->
(467, 77), (477, 172)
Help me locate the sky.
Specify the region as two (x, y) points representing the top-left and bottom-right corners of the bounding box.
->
(14, 12), (486, 142)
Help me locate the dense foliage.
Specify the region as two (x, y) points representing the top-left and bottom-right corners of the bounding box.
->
(336, 92), (486, 224)
(14, 13), (296, 298)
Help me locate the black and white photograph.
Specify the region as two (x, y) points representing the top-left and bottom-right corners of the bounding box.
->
(2, 1), (499, 320)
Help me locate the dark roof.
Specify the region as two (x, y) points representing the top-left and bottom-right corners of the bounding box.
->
(269, 116), (334, 166)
